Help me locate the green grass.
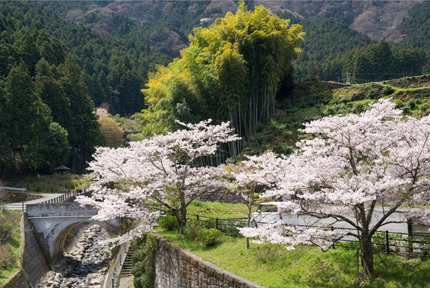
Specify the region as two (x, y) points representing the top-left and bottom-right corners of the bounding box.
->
(4, 174), (90, 193)
(187, 201), (251, 219)
(0, 210), (21, 285)
(158, 230), (430, 288)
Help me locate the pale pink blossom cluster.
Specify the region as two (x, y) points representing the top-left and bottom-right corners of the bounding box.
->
(239, 222), (348, 251)
(77, 119), (240, 244)
(240, 99), (430, 251)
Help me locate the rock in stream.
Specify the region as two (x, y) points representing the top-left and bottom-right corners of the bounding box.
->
(38, 225), (112, 288)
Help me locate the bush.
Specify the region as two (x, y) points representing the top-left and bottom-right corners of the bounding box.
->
(353, 103), (366, 114)
(253, 134), (263, 145)
(0, 210), (20, 244)
(383, 85), (395, 95)
(198, 228), (222, 246)
(255, 123), (264, 133)
(158, 215), (178, 231)
(366, 88), (379, 99)
(0, 245), (13, 270)
(132, 233), (158, 288)
(339, 97), (351, 104)
(184, 221), (202, 240)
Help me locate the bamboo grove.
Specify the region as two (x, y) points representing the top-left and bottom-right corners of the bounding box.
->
(139, 3), (304, 159)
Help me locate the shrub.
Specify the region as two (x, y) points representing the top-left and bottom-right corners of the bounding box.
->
(132, 233), (158, 288)
(184, 221), (201, 240)
(418, 237), (430, 256)
(253, 134), (263, 145)
(198, 228), (222, 246)
(268, 119), (286, 131)
(366, 88), (379, 99)
(353, 103), (366, 114)
(339, 97), (351, 104)
(0, 211), (19, 244)
(255, 123), (264, 133)
(158, 215), (178, 231)
(282, 130), (293, 138)
(0, 245), (13, 270)
(407, 99), (417, 110)
(382, 85), (395, 95)
(273, 145), (294, 155)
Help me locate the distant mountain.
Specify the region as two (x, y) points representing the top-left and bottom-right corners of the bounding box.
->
(41, 0), (427, 53)
(386, 1), (430, 50)
(258, 0), (422, 41)
(37, 0), (430, 83)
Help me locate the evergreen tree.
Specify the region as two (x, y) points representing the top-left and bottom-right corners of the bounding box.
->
(3, 61), (52, 171)
(59, 55), (102, 173)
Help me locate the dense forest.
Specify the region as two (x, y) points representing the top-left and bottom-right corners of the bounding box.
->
(2, 0), (430, 177)
(0, 1), (170, 175)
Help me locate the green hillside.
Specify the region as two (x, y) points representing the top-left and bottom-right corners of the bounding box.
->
(243, 75), (430, 156)
(389, 1), (430, 50)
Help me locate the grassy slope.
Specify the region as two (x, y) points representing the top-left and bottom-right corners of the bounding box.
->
(3, 174), (90, 193)
(243, 75), (430, 156)
(187, 201), (251, 219)
(0, 210), (21, 285)
(168, 76), (430, 287)
(159, 230), (430, 288)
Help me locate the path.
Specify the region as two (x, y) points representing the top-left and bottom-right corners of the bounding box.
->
(118, 276), (133, 288)
(5, 192), (62, 210)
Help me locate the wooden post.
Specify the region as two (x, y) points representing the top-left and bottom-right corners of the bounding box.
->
(386, 230), (390, 254)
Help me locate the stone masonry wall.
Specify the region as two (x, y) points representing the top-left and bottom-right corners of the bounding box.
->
(154, 233), (265, 288)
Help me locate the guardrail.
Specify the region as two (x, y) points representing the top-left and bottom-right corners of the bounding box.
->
(8, 189), (87, 212)
(183, 213), (430, 259)
(103, 242), (131, 288)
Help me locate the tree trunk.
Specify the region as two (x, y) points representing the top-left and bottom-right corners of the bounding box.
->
(360, 233), (374, 276)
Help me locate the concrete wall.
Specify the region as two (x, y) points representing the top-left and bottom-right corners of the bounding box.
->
(1, 269), (31, 288)
(154, 233), (265, 288)
(21, 214), (51, 287)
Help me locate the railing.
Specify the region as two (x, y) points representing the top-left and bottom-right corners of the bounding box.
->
(184, 213), (430, 259)
(103, 242), (131, 288)
(12, 189), (86, 212)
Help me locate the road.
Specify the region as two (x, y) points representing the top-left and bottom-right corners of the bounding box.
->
(298, 206), (425, 235)
(5, 192), (62, 211)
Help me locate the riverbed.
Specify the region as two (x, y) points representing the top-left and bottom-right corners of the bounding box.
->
(37, 225), (111, 288)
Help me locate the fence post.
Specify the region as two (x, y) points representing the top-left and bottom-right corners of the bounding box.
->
(331, 226), (335, 249)
(216, 218), (219, 230)
(22, 201), (24, 212)
(407, 218), (414, 256)
(196, 215), (199, 221)
(385, 230), (390, 254)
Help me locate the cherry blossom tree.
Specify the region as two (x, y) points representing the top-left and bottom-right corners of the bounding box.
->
(240, 99), (430, 276)
(77, 119), (240, 241)
(225, 151), (283, 248)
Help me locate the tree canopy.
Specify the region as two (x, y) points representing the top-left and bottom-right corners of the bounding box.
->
(77, 119), (240, 241)
(139, 3), (304, 158)
(240, 99), (430, 276)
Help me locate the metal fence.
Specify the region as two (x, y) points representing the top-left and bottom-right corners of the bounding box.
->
(103, 242), (130, 288)
(10, 189), (87, 212)
(185, 214), (430, 259)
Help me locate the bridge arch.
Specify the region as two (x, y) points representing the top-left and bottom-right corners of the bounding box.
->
(26, 203), (121, 261)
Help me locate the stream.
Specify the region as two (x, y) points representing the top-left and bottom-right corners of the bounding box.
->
(37, 225), (112, 288)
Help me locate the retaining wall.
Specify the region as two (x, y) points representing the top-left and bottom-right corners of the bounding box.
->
(1, 214), (50, 288)
(154, 233), (265, 288)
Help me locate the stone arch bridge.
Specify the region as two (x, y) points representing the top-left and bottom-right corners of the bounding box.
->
(26, 203), (121, 261)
